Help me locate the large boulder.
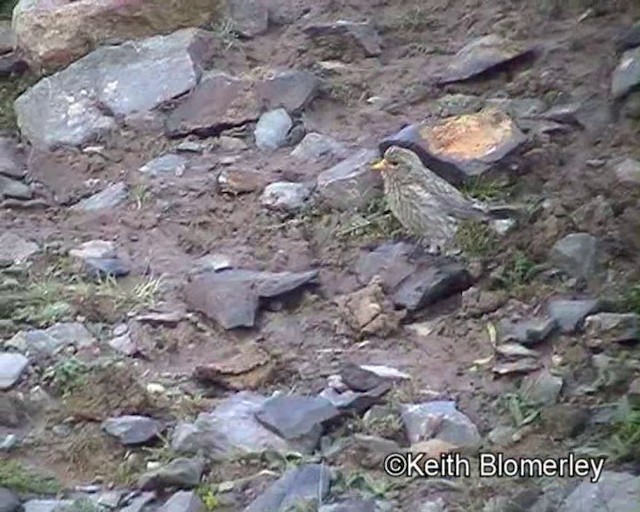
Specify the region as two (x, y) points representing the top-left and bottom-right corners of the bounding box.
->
(14, 28), (216, 150)
(12, 0), (224, 73)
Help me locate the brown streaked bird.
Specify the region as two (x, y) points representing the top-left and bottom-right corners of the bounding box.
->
(371, 145), (491, 254)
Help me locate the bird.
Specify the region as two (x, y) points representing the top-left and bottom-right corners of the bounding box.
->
(371, 145), (500, 255)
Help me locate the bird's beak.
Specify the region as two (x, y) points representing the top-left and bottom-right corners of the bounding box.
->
(371, 158), (389, 171)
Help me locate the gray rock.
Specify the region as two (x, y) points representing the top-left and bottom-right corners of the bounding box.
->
(71, 182), (128, 212)
(108, 333), (138, 357)
(439, 34), (535, 84)
(559, 472), (640, 512)
(316, 149), (382, 210)
(485, 97), (545, 120)
(140, 154), (189, 177)
(319, 383), (390, 414)
(83, 257), (130, 279)
(290, 133), (349, 162)
(0, 137), (26, 178)
(256, 70), (320, 113)
(23, 502), (72, 512)
(0, 233), (38, 265)
(89, 492), (124, 510)
(548, 299), (600, 334)
(320, 499), (380, 512)
(245, 464), (332, 512)
(583, 313), (640, 346)
(255, 395), (341, 453)
(260, 182), (311, 212)
(612, 47), (640, 100)
(15, 29), (215, 149)
(401, 401), (481, 449)
(356, 243), (471, 312)
(520, 370), (563, 406)
(69, 240), (116, 260)
(549, 233), (600, 281)
(7, 322), (95, 358)
(228, 0), (269, 37)
(120, 494), (156, 512)
(171, 391), (289, 460)
(165, 71), (258, 138)
(616, 21), (640, 53)
(306, 20), (382, 57)
(0, 175), (31, 199)
(0, 353), (29, 390)
(138, 457), (205, 491)
(157, 492), (203, 512)
(614, 157), (640, 184)
(255, 109), (292, 151)
(0, 394), (28, 428)
(500, 317), (557, 346)
(379, 108), (526, 185)
(0, 488), (21, 512)
(102, 415), (163, 446)
(340, 363), (385, 392)
(184, 268), (318, 329)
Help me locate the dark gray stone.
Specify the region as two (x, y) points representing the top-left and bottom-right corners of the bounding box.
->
(245, 464), (332, 512)
(559, 472), (640, 512)
(83, 257), (130, 279)
(260, 182), (311, 212)
(0, 137), (26, 179)
(255, 395), (341, 453)
(290, 133), (349, 162)
(256, 70), (320, 113)
(101, 415), (163, 446)
(616, 21), (640, 53)
(401, 401), (481, 448)
(540, 405), (588, 439)
(138, 457), (205, 491)
(184, 268), (318, 330)
(255, 109), (292, 151)
(0, 488), (21, 512)
(0, 353), (29, 390)
(316, 149), (382, 210)
(0, 233), (37, 265)
(15, 29), (216, 150)
(7, 322), (95, 358)
(119, 493), (156, 512)
(340, 363), (385, 392)
(171, 392), (289, 460)
(303, 20), (382, 57)
(319, 383), (390, 414)
(520, 370), (563, 406)
(547, 299), (600, 333)
(500, 317), (557, 346)
(612, 47), (640, 100)
(438, 34), (535, 84)
(140, 154), (189, 177)
(228, 0), (269, 37)
(165, 71), (258, 138)
(0, 175), (31, 199)
(157, 492), (203, 512)
(583, 313), (640, 346)
(71, 182), (128, 212)
(549, 233), (600, 281)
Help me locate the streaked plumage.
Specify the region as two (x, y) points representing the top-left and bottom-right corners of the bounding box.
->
(371, 145), (489, 253)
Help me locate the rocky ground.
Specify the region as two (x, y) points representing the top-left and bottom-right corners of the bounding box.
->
(1, 0), (640, 511)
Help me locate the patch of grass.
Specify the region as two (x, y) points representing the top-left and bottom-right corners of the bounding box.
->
(130, 183), (151, 210)
(0, 459), (61, 495)
(43, 357), (90, 397)
(197, 485), (221, 511)
(386, 6), (435, 33)
(619, 282), (640, 315)
(500, 392), (540, 428)
(455, 220), (498, 258)
(462, 177), (512, 202)
(333, 470), (406, 500)
(335, 196), (406, 241)
(602, 398), (640, 462)
(210, 17), (240, 50)
(493, 250), (539, 291)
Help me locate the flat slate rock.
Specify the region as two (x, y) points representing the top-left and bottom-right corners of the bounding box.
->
(0, 232), (38, 265)
(166, 71), (258, 138)
(255, 395), (341, 453)
(7, 322), (95, 358)
(138, 457), (205, 491)
(0, 174), (31, 199)
(558, 471), (640, 512)
(245, 464), (332, 512)
(227, 0), (269, 38)
(499, 317), (557, 346)
(255, 70), (320, 113)
(15, 28), (216, 149)
(0, 137), (26, 179)
(549, 233), (600, 281)
(184, 268), (318, 329)
(140, 154), (189, 176)
(438, 34), (535, 84)
(356, 243), (471, 312)
(156, 492), (203, 512)
(102, 415), (163, 446)
(71, 182), (128, 212)
(303, 20), (382, 57)
(0, 353), (29, 390)
(612, 47), (640, 100)
(0, 488), (21, 512)
(291, 132), (349, 162)
(379, 108), (526, 185)
(171, 391), (289, 459)
(548, 299), (600, 334)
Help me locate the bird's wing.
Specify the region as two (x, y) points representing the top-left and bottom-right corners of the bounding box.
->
(417, 171), (487, 221)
